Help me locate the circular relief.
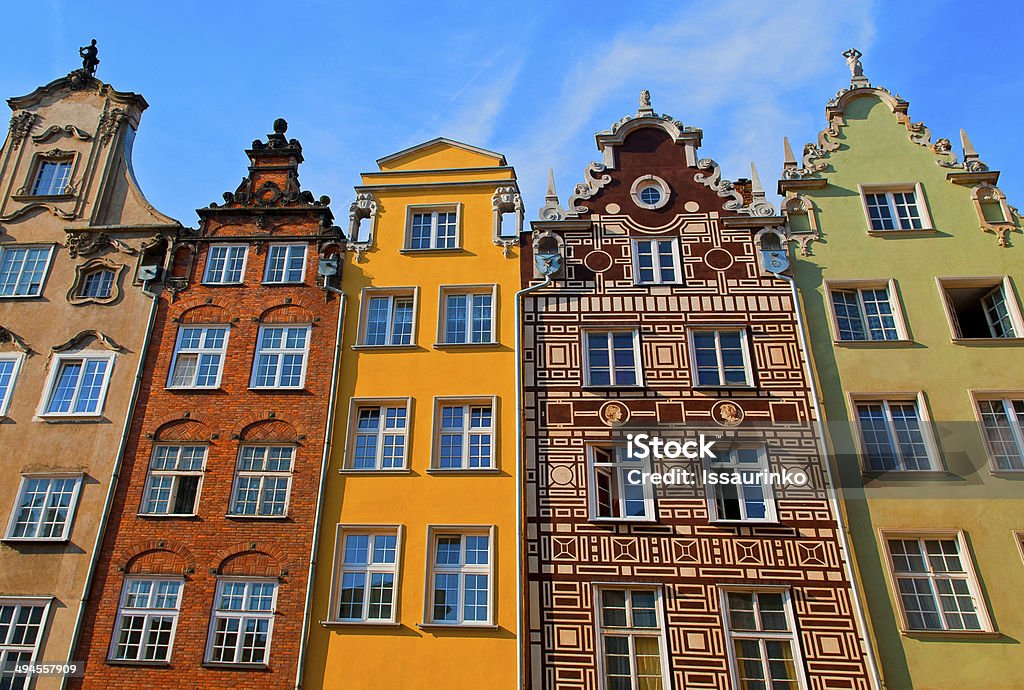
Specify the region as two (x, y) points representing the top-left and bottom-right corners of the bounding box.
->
(684, 201), (700, 212)
(584, 250), (613, 272)
(704, 248), (734, 271)
(630, 174), (671, 210)
(711, 400), (745, 427)
(549, 465), (574, 486)
(600, 401), (630, 426)
(605, 203), (621, 214)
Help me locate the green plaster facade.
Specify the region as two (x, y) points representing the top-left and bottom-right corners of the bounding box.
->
(780, 68), (1024, 690)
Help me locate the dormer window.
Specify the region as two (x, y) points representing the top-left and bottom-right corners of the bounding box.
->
(78, 268), (115, 299)
(32, 159), (73, 197)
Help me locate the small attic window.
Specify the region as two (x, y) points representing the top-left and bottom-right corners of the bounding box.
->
(78, 268), (115, 299)
(630, 175), (670, 210)
(31, 158), (73, 196)
(760, 233), (782, 251)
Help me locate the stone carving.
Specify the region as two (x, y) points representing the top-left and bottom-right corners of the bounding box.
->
(0, 326), (32, 354)
(8, 112), (35, 150)
(640, 89), (651, 109)
(539, 169), (568, 221)
(97, 108), (128, 146)
(712, 400), (744, 427)
(32, 124), (91, 143)
(65, 231), (137, 258)
(251, 118), (300, 151)
(346, 192), (379, 260)
(51, 329), (123, 354)
(491, 186), (523, 256)
(694, 158), (745, 210)
(842, 48), (866, 84)
(79, 39), (100, 76)
(567, 162), (612, 214)
(600, 401), (629, 426)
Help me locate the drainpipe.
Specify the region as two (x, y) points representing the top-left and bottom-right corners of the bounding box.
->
(61, 275), (160, 690)
(774, 269), (885, 690)
(295, 284), (346, 690)
(514, 273), (552, 690)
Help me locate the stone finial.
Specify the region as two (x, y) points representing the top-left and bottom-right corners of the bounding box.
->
(959, 128), (989, 173)
(783, 137), (797, 170)
(539, 168), (568, 221)
(545, 168), (558, 203)
(750, 162), (765, 198)
(842, 48), (868, 86)
(638, 89), (654, 115)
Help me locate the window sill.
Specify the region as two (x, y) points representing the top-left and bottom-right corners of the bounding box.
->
(416, 622), (498, 631)
(1, 536), (70, 544)
(582, 384), (646, 391)
(588, 517), (658, 525)
(12, 193), (74, 202)
(225, 514), (289, 520)
(861, 470), (949, 480)
(433, 342), (500, 350)
(426, 467), (500, 475)
(351, 344), (418, 351)
(137, 513), (200, 519)
(322, 620), (401, 627)
(0, 294), (44, 300)
(261, 282), (307, 287)
(399, 248), (463, 255)
(833, 339), (915, 347)
(866, 228), (938, 238)
(36, 413), (103, 422)
(200, 282), (246, 287)
(201, 662), (270, 670)
(338, 468), (412, 475)
(900, 629), (1001, 640)
(950, 337), (1024, 346)
(106, 659), (170, 668)
(708, 519), (782, 527)
(165, 386), (222, 392)
(990, 469), (1024, 478)
(691, 384), (755, 391)
(249, 386), (307, 392)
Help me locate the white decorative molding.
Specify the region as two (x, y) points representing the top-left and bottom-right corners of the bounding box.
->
(629, 174), (670, 210)
(346, 191), (378, 261)
(31, 124), (92, 143)
(971, 183), (1018, 247)
(567, 161), (612, 215)
(694, 158), (744, 211)
(491, 185), (523, 257)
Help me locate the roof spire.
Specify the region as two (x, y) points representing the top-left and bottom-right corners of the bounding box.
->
(638, 89), (654, 115)
(545, 168), (559, 203)
(539, 168), (568, 221)
(783, 137), (798, 170)
(842, 48), (868, 87)
(750, 162), (765, 198)
(960, 128), (979, 162)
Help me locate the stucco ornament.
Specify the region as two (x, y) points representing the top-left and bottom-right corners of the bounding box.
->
(694, 159), (745, 210)
(346, 191), (378, 260)
(97, 108), (128, 146)
(0, 327), (32, 354)
(567, 162), (613, 214)
(65, 231), (137, 258)
(8, 112), (36, 150)
(491, 186), (523, 256)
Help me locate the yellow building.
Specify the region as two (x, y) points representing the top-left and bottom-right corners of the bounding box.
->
(302, 139), (523, 689)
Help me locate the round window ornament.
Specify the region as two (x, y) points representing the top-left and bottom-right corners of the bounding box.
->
(630, 174), (670, 210)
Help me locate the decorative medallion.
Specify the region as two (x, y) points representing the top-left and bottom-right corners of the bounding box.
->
(605, 203), (621, 214)
(684, 201), (700, 212)
(704, 248), (734, 271)
(584, 250), (613, 273)
(600, 401), (630, 426)
(549, 465), (574, 486)
(711, 400), (744, 427)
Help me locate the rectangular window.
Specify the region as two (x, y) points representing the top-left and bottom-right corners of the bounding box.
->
(0, 599), (50, 690)
(690, 329), (752, 387)
(141, 445), (207, 516)
(976, 398), (1024, 471)
(855, 398), (936, 471)
(167, 326), (229, 388)
(863, 188), (925, 231)
(348, 402), (409, 470)
(360, 291), (415, 346)
(585, 331), (641, 387)
(202, 245), (248, 284)
(707, 446), (776, 523)
(441, 289), (495, 344)
(408, 209), (458, 250)
(885, 535), (990, 632)
(0, 245), (53, 297)
(723, 590), (806, 690)
(230, 446), (294, 516)
(830, 284), (903, 341)
(435, 400), (494, 470)
(334, 528), (400, 623)
(427, 530), (492, 625)
(41, 354), (113, 416)
(207, 579), (277, 665)
(110, 578), (182, 662)
(632, 238), (681, 284)
(31, 160), (72, 196)
(0, 354), (23, 416)
(79, 269), (115, 298)
(589, 447), (655, 521)
(940, 278), (1021, 339)
(5, 476), (82, 541)
(596, 587), (668, 690)
(263, 243), (306, 284)
(251, 325), (310, 388)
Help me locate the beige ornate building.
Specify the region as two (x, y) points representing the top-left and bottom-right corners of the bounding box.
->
(0, 57), (179, 689)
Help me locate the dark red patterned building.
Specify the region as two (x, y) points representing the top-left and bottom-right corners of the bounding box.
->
(69, 119), (344, 688)
(520, 93), (879, 690)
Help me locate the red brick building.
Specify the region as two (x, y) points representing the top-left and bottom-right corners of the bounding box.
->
(69, 119), (344, 688)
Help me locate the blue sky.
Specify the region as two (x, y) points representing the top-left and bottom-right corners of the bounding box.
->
(3, 1), (1022, 227)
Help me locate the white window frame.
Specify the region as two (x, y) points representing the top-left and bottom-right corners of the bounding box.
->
(858, 182), (933, 232)
(825, 279), (909, 342)
(262, 243), (307, 284)
(720, 587), (808, 690)
(30, 157), (73, 196)
(404, 204), (461, 251)
(437, 285), (498, 345)
(38, 351), (115, 418)
(344, 398), (412, 471)
(971, 392), (1024, 472)
(249, 324), (311, 389)
(937, 276), (1024, 341)
(78, 267), (116, 299)
(329, 525), (403, 624)
(108, 577), (183, 663)
(423, 525), (495, 627)
(202, 244), (249, 285)
(431, 396), (497, 471)
(0, 244), (55, 298)
(0, 353), (25, 416)
(583, 329), (643, 388)
(205, 578), (278, 666)
(357, 287), (418, 347)
(593, 585), (671, 690)
(0, 597), (52, 686)
(228, 445), (295, 517)
(850, 393), (941, 473)
(166, 325), (230, 389)
(631, 237), (682, 285)
(587, 445), (656, 523)
(705, 445), (778, 524)
(139, 445), (208, 516)
(881, 530), (994, 633)
(4, 474), (83, 541)
(688, 328), (754, 388)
